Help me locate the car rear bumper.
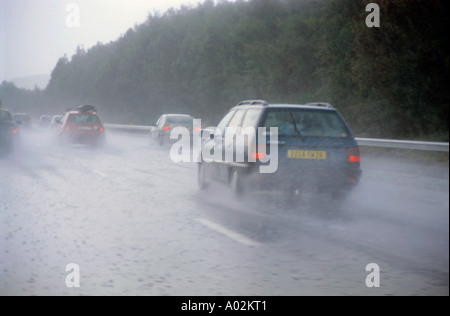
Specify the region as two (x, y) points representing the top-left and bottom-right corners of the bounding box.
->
(243, 164), (362, 196)
(62, 132), (105, 144)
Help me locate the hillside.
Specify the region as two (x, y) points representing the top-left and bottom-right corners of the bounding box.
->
(1, 0), (448, 140)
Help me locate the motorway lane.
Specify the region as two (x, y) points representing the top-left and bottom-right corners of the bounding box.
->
(0, 130), (448, 295)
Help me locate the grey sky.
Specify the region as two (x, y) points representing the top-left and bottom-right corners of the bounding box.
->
(0, 0), (214, 82)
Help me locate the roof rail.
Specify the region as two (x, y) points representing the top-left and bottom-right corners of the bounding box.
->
(237, 100), (269, 106)
(305, 102), (334, 109)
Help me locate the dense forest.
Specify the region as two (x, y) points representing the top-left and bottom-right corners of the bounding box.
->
(1, 0), (448, 140)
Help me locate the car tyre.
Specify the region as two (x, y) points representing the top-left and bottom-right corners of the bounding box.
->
(230, 169), (244, 198)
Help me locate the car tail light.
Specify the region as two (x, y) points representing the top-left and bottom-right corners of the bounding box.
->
(162, 126), (170, 131)
(8, 126), (19, 134)
(250, 144), (266, 161)
(251, 152), (265, 160)
(347, 147), (360, 164)
(100, 127), (104, 132)
(65, 126), (70, 131)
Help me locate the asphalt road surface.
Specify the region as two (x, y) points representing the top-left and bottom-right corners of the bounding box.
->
(0, 129), (448, 296)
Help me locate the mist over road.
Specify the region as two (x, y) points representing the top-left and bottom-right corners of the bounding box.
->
(0, 130), (448, 295)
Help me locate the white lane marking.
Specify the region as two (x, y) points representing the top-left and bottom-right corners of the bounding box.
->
(93, 170), (109, 178)
(196, 218), (260, 247)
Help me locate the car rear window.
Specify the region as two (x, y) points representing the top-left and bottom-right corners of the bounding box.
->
(67, 114), (101, 124)
(166, 116), (193, 125)
(263, 109), (351, 138)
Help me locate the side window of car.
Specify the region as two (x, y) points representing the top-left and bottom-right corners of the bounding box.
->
(227, 110), (245, 129)
(216, 110), (236, 137)
(224, 109), (245, 141)
(241, 109), (262, 130)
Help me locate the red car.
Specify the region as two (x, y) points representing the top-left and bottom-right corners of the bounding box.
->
(58, 105), (105, 146)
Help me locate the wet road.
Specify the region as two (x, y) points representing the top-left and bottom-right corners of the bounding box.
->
(0, 130), (448, 295)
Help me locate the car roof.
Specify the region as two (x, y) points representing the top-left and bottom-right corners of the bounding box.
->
(66, 111), (99, 115)
(164, 114), (193, 117)
(231, 102), (336, 111)
(268, 103), (334, 110)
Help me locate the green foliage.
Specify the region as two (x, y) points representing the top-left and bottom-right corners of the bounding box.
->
(0, 80), (46, 116)
(1, 0), (448, 140)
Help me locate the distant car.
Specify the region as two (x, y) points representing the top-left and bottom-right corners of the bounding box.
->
(49, 115), (63, 129)
(58, 105), (105, 146)
(150, 114), (196, 146)
(0, 108), (20, 154)
(12, 113), (32, 129)
(198, 100), (362, 202)
(39, 115), (53, 128)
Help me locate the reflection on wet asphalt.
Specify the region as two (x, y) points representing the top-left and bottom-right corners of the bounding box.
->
(0, 130), (448, 295)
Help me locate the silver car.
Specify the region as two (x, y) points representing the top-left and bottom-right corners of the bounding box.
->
(150, 114), (195, 146)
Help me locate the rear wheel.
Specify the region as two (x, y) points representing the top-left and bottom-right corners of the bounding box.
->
(230, 169), (244, 198)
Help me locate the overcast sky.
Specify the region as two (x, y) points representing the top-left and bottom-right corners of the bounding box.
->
(0, 0), (218, 82)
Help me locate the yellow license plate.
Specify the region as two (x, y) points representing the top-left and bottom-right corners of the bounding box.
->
(287, 150), (327, 160)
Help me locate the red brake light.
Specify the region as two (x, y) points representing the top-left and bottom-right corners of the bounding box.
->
(9, 126), (19, 134)
(251, 152), (265, 160)
(162, 126), (170, 131)
(65, 126), (70, 131)
(250, 144), (266, 161)
(347, 147), (360, 163)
